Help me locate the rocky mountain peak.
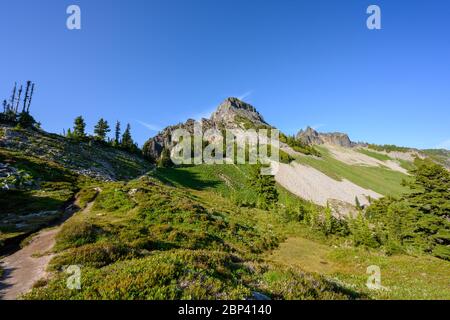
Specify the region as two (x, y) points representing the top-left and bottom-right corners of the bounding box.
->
(297, 127), (322, 145)
(210, 97), (267, 128)
(143, 98), (270, 160)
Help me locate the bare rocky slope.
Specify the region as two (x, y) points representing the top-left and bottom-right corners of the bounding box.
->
(0, 124), (151, 181)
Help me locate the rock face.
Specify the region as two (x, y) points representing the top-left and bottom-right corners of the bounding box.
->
(319, 132), (353, 148)
(210, 97), (268, 129)
(297, 126), (354, 148)
(296, 127), (322, 145)
(143, 97), (269, 159)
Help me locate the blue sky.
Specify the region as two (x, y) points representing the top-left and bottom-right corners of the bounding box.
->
(0, 0), (449, 149)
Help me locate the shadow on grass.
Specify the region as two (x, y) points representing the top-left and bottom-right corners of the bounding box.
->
(0, 190), (66, 216)
(151, 166), (221, 191)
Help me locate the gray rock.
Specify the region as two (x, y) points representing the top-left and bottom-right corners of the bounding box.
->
(143, 97), (269, 159)
(297, 126), (355, 148)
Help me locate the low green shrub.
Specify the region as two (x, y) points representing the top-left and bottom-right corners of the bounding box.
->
(50, 242), (137, 270)
(260, 267), (362, 300)
(25, 250), (253, 300)
(55, 221), (105, 250)
(76, 187), (99, 208)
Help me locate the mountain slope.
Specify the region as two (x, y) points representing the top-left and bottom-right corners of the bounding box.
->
(0, 124), (151, 253)
(0, 124), (151, 181)
(142, 98), (416, 207)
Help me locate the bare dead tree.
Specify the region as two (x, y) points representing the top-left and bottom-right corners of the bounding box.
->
(27, 83), (35, 113)
(22, 81), (31, 113)
(10, 82), (17, 112)
(2, 100), (7, 113)
(15, 85), (23, 113)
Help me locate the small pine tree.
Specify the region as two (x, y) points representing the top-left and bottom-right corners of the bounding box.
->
(249, 163), (278, 209)
(121, 123), (133, 150)
(94, 118), (110, 142)
(73, 116), (86, 139)
(323, 204), (333, 235)
(114, 121), (121, 146)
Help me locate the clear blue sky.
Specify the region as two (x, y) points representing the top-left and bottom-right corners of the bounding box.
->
(1, 0), (449, 149)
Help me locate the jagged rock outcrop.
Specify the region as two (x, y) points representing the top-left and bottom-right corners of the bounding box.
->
(144, 97), (270, 159)
(296, 127), (322, 145)
(320, 132), (353, 148)
(297, 126), (354, 148)
(210, 97), (268, 129)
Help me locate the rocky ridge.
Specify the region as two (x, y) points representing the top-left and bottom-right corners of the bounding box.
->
(143, 97), (271, 160)
(297, 126), (354, 148)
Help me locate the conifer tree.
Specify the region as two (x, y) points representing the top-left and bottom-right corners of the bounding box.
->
(94, 118), (110, 142)
(121, 123), (133, 150)
(249, 163), (278, 209)
(73, 116), (86, 139)
(114, 121), (121, 146)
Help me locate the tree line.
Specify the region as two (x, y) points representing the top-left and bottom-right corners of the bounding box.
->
(277, 158), (450, 261)
(65, 116), (142, 155)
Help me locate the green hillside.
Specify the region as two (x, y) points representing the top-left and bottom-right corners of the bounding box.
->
(295, 146), (411, 197)
(24, 175), (360, 300)
(1, 123), (449, 300)
(150, 164), (305, 209)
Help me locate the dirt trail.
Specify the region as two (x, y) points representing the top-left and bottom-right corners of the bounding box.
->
(0, 188), (100, 300)
(0, 228), (58, 300)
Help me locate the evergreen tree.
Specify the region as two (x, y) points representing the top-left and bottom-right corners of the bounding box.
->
(121, 123), (133, 150)
(114, 121), (121, 146)
(366, 159), (450, 260)
(94, 118), (110, 142)
(73, 116), (86, 139)
(323, 205), (332, 235)
(249, 163), (278, 209)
